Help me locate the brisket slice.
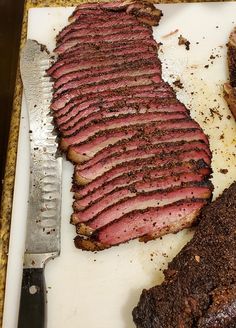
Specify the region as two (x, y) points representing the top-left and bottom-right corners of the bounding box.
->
(74, 161), (211, 206)
(49, 51), (156, 80)
(51, 74), (163, 110)
(53, 55), (159, 90)
(54, 29), (153, 54)
(74, 149), (210, 186)
(55, 97), (183, 127)
(69, 10), (132, 24)
(48, 44), (158, 77)
(73, 174), (208, 222)
(69, 0), (162, 27)
(60, 111), (185, 138)
(77, 130), (209, 171)
(58, 39), (158, 61)
(58, 24), (150, 45)
(133, 181), (236, 328)
(53, 64), (161, 98)
(76, 141), (211, 181)
(57, 100), (186, 131)
(74, 199), (208, 250)
(55, 27), (153, 61)
(53, 84), (165, 118)
(72, 182), (212, 226)
(56, 18), (138, 42)
(64, 120), (203, 158)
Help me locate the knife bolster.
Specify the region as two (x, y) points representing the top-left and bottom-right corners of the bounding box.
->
(23, 252), (59, 269)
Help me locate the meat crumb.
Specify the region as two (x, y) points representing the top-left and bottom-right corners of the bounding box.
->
(219, 169), (228, 174)
(173, 79), (184, 89)
(178, 34), (190, 50)
(209, 108), (223, 120)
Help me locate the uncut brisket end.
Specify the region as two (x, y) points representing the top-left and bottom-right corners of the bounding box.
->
(133, 182), (236, 328)
(227, 27), (236, 87)
(224, 27), (236, 119)
(48, 0), (213, 251)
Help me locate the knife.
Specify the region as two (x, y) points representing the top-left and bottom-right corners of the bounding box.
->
(18, 40), (62, 328)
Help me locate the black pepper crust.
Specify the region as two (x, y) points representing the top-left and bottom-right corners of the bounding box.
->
(228, 40), (236, 88)
(62, 117), (196, 139)
(133, 181), (236, 328)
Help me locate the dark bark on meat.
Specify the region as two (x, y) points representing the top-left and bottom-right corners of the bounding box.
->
(133, 182), (236, 328)
(227, 27), (236, 87)
(224, 27), (236, 120)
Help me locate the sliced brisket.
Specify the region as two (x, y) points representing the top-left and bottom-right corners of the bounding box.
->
(48, 0), (212, 251)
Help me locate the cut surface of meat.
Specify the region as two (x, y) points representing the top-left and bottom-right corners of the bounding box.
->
(74, 149), (211, 185)
(58, 39), (159, 62)
(77, 130), (210, 171)
(69, 0), (162, 27)
(75, 200), (207, 251)
(54, 30), (154, 55)
(48, 44), (157, 77)
(90, 200), (206, 245)
(74, 161), (212, 205)
(58, 25), (151, 45)
(48, 0), (212, 251)
(76, 141), (211, 181)
(62, 119), (202, 155)
(53, 65), (161, 98)
(52, 83), (170, 116)
(49, 51), (157, 80)
(133, 182), (236, 328)
(51, 74), (164, 110)
(61, 111), (185, 138)
(57, 100), (186, 131)
(72, 183), (212, 226)
(73, 174), (209, 224)
(58, 39), (158, 62)
(56, 18), (139, 42)
(53, 55), (159, 89)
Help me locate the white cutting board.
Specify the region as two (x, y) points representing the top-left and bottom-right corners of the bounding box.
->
(3, 3), (236, 328)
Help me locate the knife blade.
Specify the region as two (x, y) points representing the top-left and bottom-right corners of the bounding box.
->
(18, 40), (62, 328)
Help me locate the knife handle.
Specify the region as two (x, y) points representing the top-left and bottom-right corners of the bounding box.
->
(18, 268), (46, 328)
